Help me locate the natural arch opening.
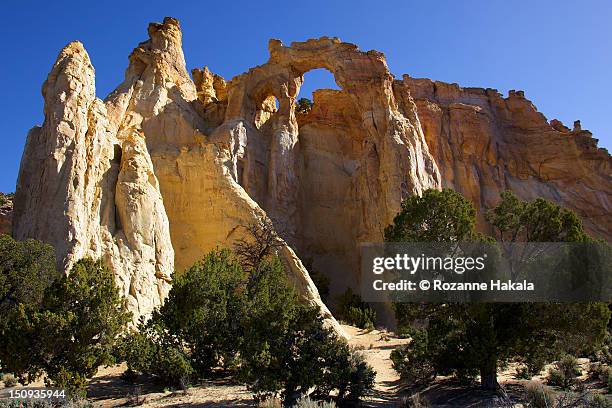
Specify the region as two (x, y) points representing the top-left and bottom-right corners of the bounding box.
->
(297, 68), (340, 113)
(298, 68), (340, 99)
(293, 67), (364, 310)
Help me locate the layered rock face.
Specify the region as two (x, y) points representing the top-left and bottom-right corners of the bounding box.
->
(200, 37), (440, 296)
(396, 76), (611, 238)
(12, 17), (610, 325)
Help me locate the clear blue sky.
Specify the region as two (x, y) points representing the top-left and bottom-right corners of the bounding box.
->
(1, 0), (611, 193)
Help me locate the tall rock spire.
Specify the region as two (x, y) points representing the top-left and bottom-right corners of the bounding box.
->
(13, 40), (174, 322)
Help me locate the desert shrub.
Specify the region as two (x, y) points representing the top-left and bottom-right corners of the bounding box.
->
(547, 355), (581, 389)
(592, 332), (612, 365)
(588, 363), (612, 385)
(2, 373), (17, 387)
(242, 303), (375, 404)
(336, 288), (376, 330)
(0, 236), (59, 384)
(0, 248), (130, 397)
(155, 249), (246, 374)
(293, 395), (336, 407)
(258, 397), (282, 408)
(0, 399), (92, 408)
(235, 236), (374, 403)
(525, 382), (555, 408)
(119, 248), (376, 405)
(0, 235), (58, 322)
(330, 347), (376, 403)
(590, 394), (612, 408)
(390, 331), (436, 386)
(0, 401), (54, 408)
(396, 393), (430, 408)
(515, 365), (532, 380)
(118, 313), (194, 387)
(547, 368), (567, 388)
(345, 307), (376, 331)
(120, 319), (194, 388)
(34, 259), (131, 396)
(553, 392), (612, 408)
(154, 346), (193, 389)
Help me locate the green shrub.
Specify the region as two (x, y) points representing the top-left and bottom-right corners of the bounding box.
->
(242, 303), (375, 404)
(160, 249), (246, 374)
(118, 318), (193, 387)
(35, 259), (131, 396)
(0, 247), (130, 397)
(547, 355), (581, 389)
(525, 382), (555, 408)
(336, 288), (376, 330)
(589, 363), (612, 383)
(590, 363), (612, 393)
(0, 236), (59, 384)
(154, 346), (194, 389)
(547, 368), (567, 388)
(239, 252), (375, 404)
(0, 235), (58, 321)
(0, 398), (92, 408)
(345, 306), (376, 331)
(390, 331), (436, 386)
(333, 347), (376, 403)
(598, 332), (612, 365)
(119, 249), (376, 405)
(386, 189), (611, 391)
(0, 401), (54, 408)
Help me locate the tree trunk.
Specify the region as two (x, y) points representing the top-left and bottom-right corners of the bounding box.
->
(480, 360), (498, 391)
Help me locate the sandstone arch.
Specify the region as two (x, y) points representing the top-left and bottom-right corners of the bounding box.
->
(12, 17), (610, 332)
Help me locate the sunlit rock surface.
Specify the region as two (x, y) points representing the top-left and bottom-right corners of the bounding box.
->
(13, 17), (610, 328)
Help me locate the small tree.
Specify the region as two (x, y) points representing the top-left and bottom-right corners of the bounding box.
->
(155, 248), (246, 374)
(0, 235), (58, 322)
(384, 189), (479, 243)
(0, 252), (130, 396)
(296, 98), (313, 113)
(35, 259), (131, 395)
(233, 218), (284, 272)
(0, 235), (59, 381)
(387, 189), (610, 390)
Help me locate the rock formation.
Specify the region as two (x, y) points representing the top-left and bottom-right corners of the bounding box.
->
(0, 194), (12, 235)
(12, 17), (610, 326)
(397, 76), (611, 238)
(12, 41), (174, 319)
